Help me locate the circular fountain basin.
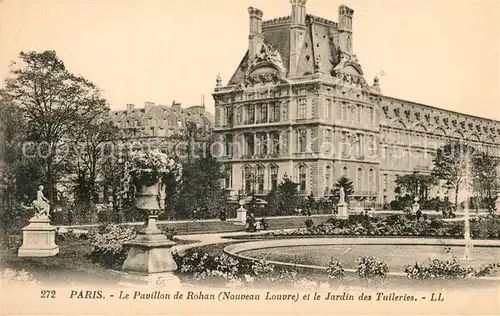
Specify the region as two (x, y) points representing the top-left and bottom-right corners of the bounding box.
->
(224, 238), (500, 276)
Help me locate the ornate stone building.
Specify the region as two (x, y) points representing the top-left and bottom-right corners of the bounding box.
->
(213, 1), (500, 204)
(111, 101), (213, 139)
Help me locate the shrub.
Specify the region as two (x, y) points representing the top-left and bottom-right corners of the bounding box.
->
(172, 251), (307, 287)
(304, 218), (314, 230)
(86, 224), (136, 269)
(162, 227), (176, 240)
(326, 259), (345, 280)
(405, 257), (500, 279)
(356, 256), (389, 281)
(2, 268), (39, 285)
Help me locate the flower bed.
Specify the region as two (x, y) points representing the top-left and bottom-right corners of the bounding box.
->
(232, 214), (500, 240)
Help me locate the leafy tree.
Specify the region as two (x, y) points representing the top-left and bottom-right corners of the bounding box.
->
(431, 141), (476, 207)
(0, 99), (25, 204)
(267, 175), (301, 216)
(330, 176), (354, 204)
(171, 138), (226, 219)
(2, 51), (109, 201)
(471, 151), (500, 206)
(395, 173), (438, 200)
(70, 117), (119, 204)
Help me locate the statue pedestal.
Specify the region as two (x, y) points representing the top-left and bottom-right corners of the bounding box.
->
(235, 206), (247, 225)
(412, 202), (420, 213)
(18, 216), (59, 257)
(122, 213), (179, 285)
(337, 203), (349, 220)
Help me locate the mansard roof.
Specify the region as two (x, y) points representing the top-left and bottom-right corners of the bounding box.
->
(228, 13), (352, 86)
(110, 102), (214, 131)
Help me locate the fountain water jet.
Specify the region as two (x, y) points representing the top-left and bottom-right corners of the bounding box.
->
(461, 154), (474, 261)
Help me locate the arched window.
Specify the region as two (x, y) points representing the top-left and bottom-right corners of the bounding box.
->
(342, 166), (349, 178)
(270, 165), (279, 191)
(368, 168), (374, 193)
(299, 165), (307, 193)
(256, 165), (265, 194)
(356, 167), (363, 192)
(325, 166), (332, 194)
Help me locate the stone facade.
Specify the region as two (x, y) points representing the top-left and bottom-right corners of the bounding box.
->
(212, 1), (500, 204)
(110, 101), (214, 140)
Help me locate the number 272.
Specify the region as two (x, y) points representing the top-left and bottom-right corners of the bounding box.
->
(40, 290), (56, 298)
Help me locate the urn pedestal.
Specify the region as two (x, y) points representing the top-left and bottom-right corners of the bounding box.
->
(121, 183), (178, 285)
(18, 216), (59, 257)
(236, 207), (247, 224)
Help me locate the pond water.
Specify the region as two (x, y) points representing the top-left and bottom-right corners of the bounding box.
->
(240, 245), (500, 272)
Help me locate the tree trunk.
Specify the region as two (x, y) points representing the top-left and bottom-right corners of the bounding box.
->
(454, 185), (460, 209)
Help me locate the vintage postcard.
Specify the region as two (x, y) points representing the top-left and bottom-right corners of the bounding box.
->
(1, 0), (499, 315)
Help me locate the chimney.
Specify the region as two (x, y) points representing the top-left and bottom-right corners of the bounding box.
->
(171, 100), (182, 110)
(290, 0), (307, 25)
(289, 0), (307, 77)
(144, 101), (155, 112)
(126, 104), (135, 113)
(248, 7), (264, 61)
(338, 5), (354, 54)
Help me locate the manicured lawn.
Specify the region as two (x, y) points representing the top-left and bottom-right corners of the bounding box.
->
(1, 241), (121, 285)
(1, 238), (198, 285)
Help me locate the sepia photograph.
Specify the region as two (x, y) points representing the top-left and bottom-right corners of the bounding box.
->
(1, 0), (499, 315)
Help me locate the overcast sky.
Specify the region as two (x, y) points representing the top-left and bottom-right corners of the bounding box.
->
(1, 0), (499, 120)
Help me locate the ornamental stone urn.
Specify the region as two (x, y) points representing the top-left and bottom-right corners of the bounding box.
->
(121, 181), (179, 285)
(235, 199), (247, 225)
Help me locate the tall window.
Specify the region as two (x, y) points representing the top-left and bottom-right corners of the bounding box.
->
(282, 101), (289, 121)
(270, 132), (280, 155)
(325, 166), (332, 192)
(299, 165), (307, 193)
(357, 134), (363, 157)
(224, 165), (232, 188)
(257, 133), (267, 156)
(325, 129), (332, 153)
(298, 98), (307, 118)
(368, 168), (374, 192)
(260, 104), (268, 123)
(224, 106), (233, 125)
(326, 99), (333, 119)
(235, 106), (242, 125)
(270, 166), (279, 191)
(269, 103), (280, 123)
(224, 134), (233, 157)
(244, 166), (253, 193)
(246, 105), (255, 124)
(356, 167), (363, 192)
(383, 174), (388, 192)
(245, 133), (254, 156)
(256, 165), (264, 194)
(343, 166), (349, 178)
(298, 129), (307, 152)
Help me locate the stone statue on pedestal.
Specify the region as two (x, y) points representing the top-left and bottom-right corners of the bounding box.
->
(336, 187), (348, 219)
(18, 186), (59, 257)
(32, 185), (50, 219)
(339, 187), (346, 205)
